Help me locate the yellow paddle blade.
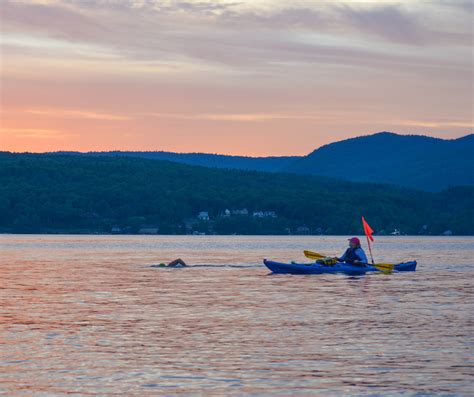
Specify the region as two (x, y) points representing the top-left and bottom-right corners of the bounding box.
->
(304, 250), (325, 260)
(373, 263), (395, 271)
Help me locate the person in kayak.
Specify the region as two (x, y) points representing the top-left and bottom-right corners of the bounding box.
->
(336, 237), (368, 266)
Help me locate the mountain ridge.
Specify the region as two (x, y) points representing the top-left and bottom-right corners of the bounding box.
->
(50, 150), (301, 173)
(286, 132), (474, 191)
(14, 131), (474, 191)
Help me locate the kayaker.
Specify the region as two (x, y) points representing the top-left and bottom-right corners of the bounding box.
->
(336, 237), (368, 266)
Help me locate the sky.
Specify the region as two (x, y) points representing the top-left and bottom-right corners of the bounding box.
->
(0, 0), (473, 155)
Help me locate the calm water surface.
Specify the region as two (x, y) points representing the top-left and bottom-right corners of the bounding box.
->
(0, 235), (472, 396)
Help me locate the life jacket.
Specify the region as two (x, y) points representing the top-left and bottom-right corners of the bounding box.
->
(316, 257), (338, 266)
(343, 247), (363, 264)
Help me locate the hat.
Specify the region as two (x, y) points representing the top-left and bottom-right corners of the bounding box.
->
(348, 237), (361, 245)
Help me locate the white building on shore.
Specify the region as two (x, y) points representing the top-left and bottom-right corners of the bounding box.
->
(253, 211), (277, 218)
(197, 211), (210, 221)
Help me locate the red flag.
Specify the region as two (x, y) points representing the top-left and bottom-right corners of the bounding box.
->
(362, 217), (374, 242)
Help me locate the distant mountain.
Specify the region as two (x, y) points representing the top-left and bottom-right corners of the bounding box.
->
(285, 132), (474, 191)
(55, 151), (300, 173)
(52, 132), (473, 191)
(1, 153), (473, 235)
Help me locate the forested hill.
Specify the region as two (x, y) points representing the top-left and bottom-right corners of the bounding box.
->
(1, 153), (473, 235)
(53, 132), (474, 191)
(55, 151), (300, 173)
(286, 132), (474, 191)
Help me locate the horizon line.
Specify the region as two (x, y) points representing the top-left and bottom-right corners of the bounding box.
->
(2, 131), (472, 158)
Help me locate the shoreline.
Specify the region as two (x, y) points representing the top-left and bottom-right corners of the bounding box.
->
(1, 233), (471, 237)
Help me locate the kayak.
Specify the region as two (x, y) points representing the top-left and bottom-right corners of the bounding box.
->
(263, 259), (417, 275)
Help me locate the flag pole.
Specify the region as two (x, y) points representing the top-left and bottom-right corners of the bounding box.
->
(362, 216), (375, 265)
(365, 234), (375, 265)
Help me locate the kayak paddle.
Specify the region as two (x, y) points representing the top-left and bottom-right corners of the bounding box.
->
(303, 250), (325, 259)
(304, 250), (395, 272)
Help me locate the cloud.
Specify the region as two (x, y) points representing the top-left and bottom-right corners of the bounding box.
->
(1, 0), (471, 75)
(434, 0), (474, 13)
(1, 1), (107, 43)
(334, 4), (425, 45)
(396, 120), (474, 129)
(0, 128), (63, 138)
(146, 112), (323, 122)
(26, 108), (132, 121)
(334, 3), (472, 46)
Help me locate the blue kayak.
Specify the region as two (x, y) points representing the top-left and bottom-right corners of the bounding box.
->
(263, 259), (417, 275)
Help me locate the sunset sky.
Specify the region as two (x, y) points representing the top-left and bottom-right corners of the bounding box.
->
(1, 0), (473, 155)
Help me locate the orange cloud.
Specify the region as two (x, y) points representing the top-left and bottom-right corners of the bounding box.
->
(396, 120), (474, 129)
(0, 128), (62, 139)
(146, 113), (323, 122)
(26, 108), (133, 121)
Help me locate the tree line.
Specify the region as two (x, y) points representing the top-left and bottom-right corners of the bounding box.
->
(0, 153), (472, 235)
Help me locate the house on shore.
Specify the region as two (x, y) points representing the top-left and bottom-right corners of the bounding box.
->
(253, 211), (277, 218)
(197, 211), (210, 221)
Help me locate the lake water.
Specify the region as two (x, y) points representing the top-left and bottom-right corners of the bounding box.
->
(0, 235), (472, 396)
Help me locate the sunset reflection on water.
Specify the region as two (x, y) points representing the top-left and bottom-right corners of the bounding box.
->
(1, 235), (472, 395)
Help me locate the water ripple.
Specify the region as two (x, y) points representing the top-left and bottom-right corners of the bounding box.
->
(0, 235), (472, 395)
